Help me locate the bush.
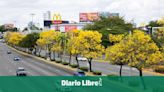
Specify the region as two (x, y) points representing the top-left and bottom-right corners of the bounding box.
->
(51, 59), (56, 61)
(41, 56), (45, 58)
(154, 66), (164, 73)
(56, 60), (62, 63)
(79, 67), (88, 71)
(62, 62), (69, 65)
(92, 71), (102, 75)
(70, 64), (78, 68)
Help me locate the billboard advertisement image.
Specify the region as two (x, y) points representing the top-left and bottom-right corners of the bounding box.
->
(80, 13), (99, 22)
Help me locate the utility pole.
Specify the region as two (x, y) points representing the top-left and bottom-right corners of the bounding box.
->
(30, 13), (35, 23)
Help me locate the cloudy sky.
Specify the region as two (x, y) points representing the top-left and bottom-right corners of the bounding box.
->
(0, 0), (164, 28)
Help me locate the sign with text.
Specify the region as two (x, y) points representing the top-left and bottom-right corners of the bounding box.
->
(65, 25), (77, 32)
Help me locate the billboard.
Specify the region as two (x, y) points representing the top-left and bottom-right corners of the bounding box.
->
(80, 13), (99, 22)
(44, 20), (69, 27)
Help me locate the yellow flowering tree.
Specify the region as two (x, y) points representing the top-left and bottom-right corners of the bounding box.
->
(66, 30), (82, 66)
(36, 30), (56, 59)
(36, 39), (45, 56)
(123, 30), (162, 76)
(153, 27), (164, 52)
(109, 34), (124, 43)
(78, 31), (104, 72)
(158, 17), (164, 26)
(106, 30), (163, 76)
(5, 32), (24, 46)
(50, 32), (62, 60)
(106, 42), (127, 76)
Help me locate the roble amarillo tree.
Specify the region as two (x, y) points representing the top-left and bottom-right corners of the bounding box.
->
(36, 30), (56, 59)
(109, 34), (124, 43)
(77, 31), (104, 72)
(5, 32), (24, 46)
(106, 43), (127, 76)
(106, 30), (164, 76)
(106, 34), (126, 76)
(66, 30), (82, 66)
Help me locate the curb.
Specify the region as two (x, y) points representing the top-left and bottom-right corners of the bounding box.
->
(7, 45), (94, 76)
(143, 69), (164, 76)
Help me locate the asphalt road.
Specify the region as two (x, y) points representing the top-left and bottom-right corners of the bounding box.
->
(0, 42), (74, 76)
(37, 49), (154, 76)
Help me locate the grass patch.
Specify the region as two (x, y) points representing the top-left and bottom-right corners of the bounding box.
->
(70, 64), (78, 68)
(55, 60), (62, 63)
(79, 67), (88, 72)
(62, 62), (69, 65)
(92, 71), (102, 75)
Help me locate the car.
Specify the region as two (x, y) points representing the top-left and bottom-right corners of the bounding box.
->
(7, 51), (12, 54)
(77, 57), (87, 61)
(73, 70), (85, 76)
(14, 57), (20, 61)
(16, 67), (27, 76)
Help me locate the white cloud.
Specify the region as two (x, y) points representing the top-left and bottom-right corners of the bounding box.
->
(0, 0), (164, 28)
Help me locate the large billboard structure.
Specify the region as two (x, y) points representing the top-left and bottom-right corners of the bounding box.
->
(79, 12), (119, 22)
(79, 13), (99, 22)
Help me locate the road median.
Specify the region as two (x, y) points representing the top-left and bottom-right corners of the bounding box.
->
(7, 45), (95, 76)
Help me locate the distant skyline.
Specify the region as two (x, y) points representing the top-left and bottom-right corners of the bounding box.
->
(0, 0), (164, 28)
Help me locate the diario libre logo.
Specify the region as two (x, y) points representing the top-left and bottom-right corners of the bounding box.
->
(61, 78), (102, 87)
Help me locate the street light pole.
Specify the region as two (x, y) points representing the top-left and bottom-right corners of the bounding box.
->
(30, 13), (35, 23)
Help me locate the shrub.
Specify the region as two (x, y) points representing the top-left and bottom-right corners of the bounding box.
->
(92, 71), (102, 75)
(154, 66), (164, 73)
(70, 64), (78, 68)
(62, 62), (69, 65)
(56, 60), (62, 63)
(41, 56), (45, 58)
(79, 67), (88, 71)
(51, 59), (56, 61)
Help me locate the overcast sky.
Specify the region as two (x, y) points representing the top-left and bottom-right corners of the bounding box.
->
(0, 0), (164, 28)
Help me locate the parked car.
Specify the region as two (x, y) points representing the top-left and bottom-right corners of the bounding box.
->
(73, 70), (85, 76)
(77, 57), (87, 61)
(7, 51), (12, 54)
(16, 67), (27, 76)
(14, 57), (20, 61)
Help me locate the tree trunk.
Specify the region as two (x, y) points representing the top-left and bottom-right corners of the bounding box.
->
(139, 69), (143, 76)
(53, 52), (56, 61)
(75, 55), (79, 68)
(49, 52), (51, 60)
(38, 49), (41, 57)
(69, 53), (72, 65)
(88, 58), (93, 72)
(58, 53), (60, 58)
(60, 52), (62, 61)
(34, 48), (37, 55)
(119, 65), (123, 76)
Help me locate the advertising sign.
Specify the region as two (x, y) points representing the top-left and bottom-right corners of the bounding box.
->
(52, 13), (62, 24)
(80, 13), (99, 22)
(65, 25), (77, 32)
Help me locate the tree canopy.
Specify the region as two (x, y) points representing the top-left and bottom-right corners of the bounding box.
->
(83, 16), (134, 47)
